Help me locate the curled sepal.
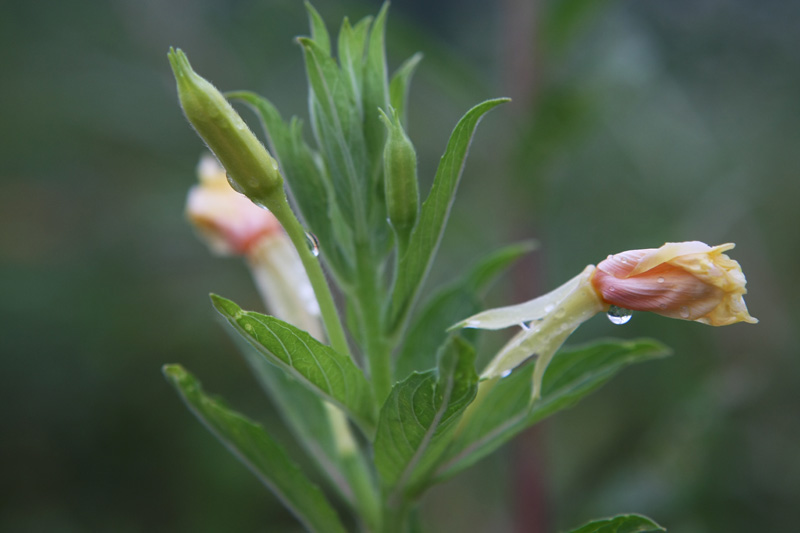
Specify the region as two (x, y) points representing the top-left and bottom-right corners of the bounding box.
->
(453, 266), (604, 400)
(167, 48), (283, 208)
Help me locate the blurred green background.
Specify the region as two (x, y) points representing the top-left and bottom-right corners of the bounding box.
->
(2, 0), (798, 531)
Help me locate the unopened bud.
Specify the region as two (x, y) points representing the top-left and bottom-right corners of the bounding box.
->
(168, 48), (283, 206)
(379, 108), (419, 245)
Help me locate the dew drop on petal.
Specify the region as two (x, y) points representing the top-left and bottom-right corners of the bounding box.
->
(544, 304), (555, 314)
(500, 369), (513, 378)
(607, 305), (633, 325)
(680, 305), (690, 319)
(657, 277), (665, 283)
(305, 231), (320, 257)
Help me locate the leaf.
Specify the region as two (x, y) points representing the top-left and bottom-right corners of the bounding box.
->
(211, 294), (375, 433)
(163, 364), (347, 533)
(395, 241), (537, 381)
(362, 2), (390, 180)
(433, 338), (671, 482)
(336, 16), (372, 118)
(375, 337), (478, 501)
(299, 36), (368, 230)
(227, 91), (352, 282)
(388, 98), (510, 334)
(304, 1), (331, 56)
(566, 513), (666, 533)
(229, 333), (364, 505)
(389, 53), (423, 127)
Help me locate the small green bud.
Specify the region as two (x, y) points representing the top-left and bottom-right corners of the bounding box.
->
(379, 107), (419, 246)
(168, 48), (283, 206)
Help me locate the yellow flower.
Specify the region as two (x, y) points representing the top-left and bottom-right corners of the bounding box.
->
(591, 241), (757, 326)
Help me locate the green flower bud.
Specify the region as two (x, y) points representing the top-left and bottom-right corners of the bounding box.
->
(379, 107), (419, 247)
(168, 48), (283, 207)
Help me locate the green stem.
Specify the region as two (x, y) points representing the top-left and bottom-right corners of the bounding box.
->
(270, 195), (384, 527)
(356, 243), (393, 404)
(269, 196), (351, 357)
(380, 499), (412, 533)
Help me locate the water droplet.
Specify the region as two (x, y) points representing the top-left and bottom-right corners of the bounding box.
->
(500, 369), (513, 378)
(659, 303), (667, 310)
(544, 304), (555, 314)
(680, 306), (690, 319)
(555, 307), (566, 319)
(657, 276), (665, 284)
(606, 305), (633, 325)
(619, 256), (628, 264)
(305, 231), (320, 257)
(244, 323), (254, 332)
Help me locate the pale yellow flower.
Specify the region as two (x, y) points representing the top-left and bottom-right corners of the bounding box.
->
(591, 241), (757, 326)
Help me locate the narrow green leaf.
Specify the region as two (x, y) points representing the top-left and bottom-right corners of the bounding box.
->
(434, 338), (671, 481)
(299, 36), (368, 230)
(461, 240), (538, 291)
(388, 98), (511, 334)
(362, 2), (390, 180)
(337, 16), (372, 118)
(395, 241), (536, 381)
(163, 364), (347, 533)
(211, 294), (375, 433)
(375, 337), (478, 500)
(227, 91), (353, 282)
(389, 52), (423, 127)
(304, 1), (331, 56)
(566, 513), (666, 533)
(228, 332), (360, 503)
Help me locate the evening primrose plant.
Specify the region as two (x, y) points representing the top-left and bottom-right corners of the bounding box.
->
(165, 4), (756, 532)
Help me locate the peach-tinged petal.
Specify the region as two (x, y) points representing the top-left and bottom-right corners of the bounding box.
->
(626, 241), (713, 277)
(592, 241), (757, 326)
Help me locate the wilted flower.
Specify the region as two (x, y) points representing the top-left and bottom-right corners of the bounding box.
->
(187, 155), (321, 338)
(591, 241), (757, 326)
(454, 240), (757, 401)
